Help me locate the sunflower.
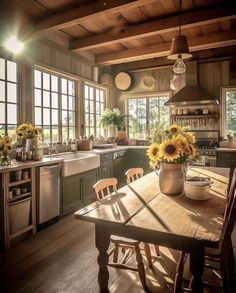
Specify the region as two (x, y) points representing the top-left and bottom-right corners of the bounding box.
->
(147, 143), (159, 161)
(4, 144), (12, 152)
(168, 124), (181, 134)
(159, 139), (181, 162)
(187, 144), (197, 160)
(182, 131), (196, 144)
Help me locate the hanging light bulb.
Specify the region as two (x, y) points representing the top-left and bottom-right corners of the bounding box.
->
(173, 55), (186, 74)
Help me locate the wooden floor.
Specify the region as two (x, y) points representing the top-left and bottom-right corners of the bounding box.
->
(0, 213), (232, 293)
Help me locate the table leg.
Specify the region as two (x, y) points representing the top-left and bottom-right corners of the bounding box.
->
(95, 224), (110, 293)
(189, 246), (204, 293)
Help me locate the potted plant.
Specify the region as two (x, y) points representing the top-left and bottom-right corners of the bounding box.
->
(16, 123), (42, 151)
(100, 108), (126, 141)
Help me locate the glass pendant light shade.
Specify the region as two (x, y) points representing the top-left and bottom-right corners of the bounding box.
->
(173, 56), (186, 74)
(170, 73), (181, 90)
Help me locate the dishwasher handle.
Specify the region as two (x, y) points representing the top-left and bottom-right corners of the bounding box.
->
(43, 164), (61, 170)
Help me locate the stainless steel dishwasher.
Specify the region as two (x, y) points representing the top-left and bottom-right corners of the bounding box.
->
(37, 164), (61, 230)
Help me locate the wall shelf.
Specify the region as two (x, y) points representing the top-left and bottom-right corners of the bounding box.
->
(170, 114), (219, 119)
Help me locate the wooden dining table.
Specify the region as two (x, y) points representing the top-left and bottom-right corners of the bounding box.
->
(75, 167), (229, 293)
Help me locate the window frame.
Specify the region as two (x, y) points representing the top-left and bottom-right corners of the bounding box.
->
(34, 67), (77, 143)
(220, 86), (236, 139)
(125, 91), (171, 138)
(84, 82), (107, 137)
(0, 56), (19, 137)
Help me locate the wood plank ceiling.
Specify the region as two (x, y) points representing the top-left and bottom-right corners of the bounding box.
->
(3, 0), (236, 70)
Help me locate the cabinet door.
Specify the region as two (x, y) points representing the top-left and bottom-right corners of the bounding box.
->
(62, 174), (81, 213)
(126, 149), (151, 174)
(80, 169), (98, 205)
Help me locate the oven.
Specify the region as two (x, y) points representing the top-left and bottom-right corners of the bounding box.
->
(192, 131), (219, 167)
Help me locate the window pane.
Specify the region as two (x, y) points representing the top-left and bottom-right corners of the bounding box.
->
(34, 70), (41, 88)
(52, 127), (59, 142)
(7, 82), (17, 103)
(69, 127), (75, 138)
(43, 73), (50, 90)
(85, 114), (89, 126)
(35, 107), (42, 125)
(51, 93), (58, 108)
(226, 91), (236, 133)
(68, 80), (75, 95)
(43, 108), (50, 125)
(7, 104), (17, 124)
(68, 96), (74, 110)
(62, 127), (68, 141)
(51, 75), (58, 92)
(0, 102), (5, 123)
(85, 99), (89, 112)
(43, 126), (50, 143)
(128, 98), (146, 139)
(0, 81), (5, 101)
(89, 101), (94, 113)
(62, 95), (67, 109)
(35, 89), (41, 106)
(62, 110), (68, 125)
(61, 78), (67, 94)
(68, 111), (75, 126)
(7, 60), (17, 82)
(52, 109), (58, 125)
(89, 87), (94, 100)
(43, 91), (50, 107)
(0, 58), (5, 80)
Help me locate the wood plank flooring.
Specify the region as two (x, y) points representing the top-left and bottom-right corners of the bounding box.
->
(0, 213), (231, 293)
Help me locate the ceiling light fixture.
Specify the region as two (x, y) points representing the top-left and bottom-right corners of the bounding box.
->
(167, 0), (192, 74)
(4, 36), (24, 54)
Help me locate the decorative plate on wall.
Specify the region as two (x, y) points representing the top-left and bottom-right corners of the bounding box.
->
(114, 72), (132, 90)
(100, 73), (113, 86)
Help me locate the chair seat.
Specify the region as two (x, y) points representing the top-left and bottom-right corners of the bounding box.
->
(111, 235), (140, 246)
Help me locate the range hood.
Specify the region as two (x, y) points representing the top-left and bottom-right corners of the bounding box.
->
(165, 62), (219, 106)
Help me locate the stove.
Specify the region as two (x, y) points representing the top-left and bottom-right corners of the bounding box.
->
(193, 131), (219, 166)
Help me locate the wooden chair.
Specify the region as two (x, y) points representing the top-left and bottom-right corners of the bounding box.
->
(125, 168), (160, 257)
(93, 177), (152, 290)
(174, 172), (236, 293)
(125, 168), (144, 184)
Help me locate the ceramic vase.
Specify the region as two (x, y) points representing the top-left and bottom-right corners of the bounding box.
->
(158, 162), (185, 195)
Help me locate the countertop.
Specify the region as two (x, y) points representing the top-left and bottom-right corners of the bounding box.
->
(0, 146), (148, 173)
(0, 157), (64, 173)
(217, 148), (236, 152)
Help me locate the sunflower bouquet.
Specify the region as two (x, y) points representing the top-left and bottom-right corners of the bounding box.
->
(16, 123), (42, 139)
(147, 124), (198, 170)
(0, 135), (13, 155)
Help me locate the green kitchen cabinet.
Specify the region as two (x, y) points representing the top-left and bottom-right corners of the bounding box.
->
(61, 168), (98, 214)
(98, 153), (113, 179)
(217, 151), (236, 169)
(126, 148), (151, 175)
(62, 173), (81, 213)
(80, 169), (98, 206)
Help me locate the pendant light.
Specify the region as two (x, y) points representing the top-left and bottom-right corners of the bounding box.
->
(167, 0), (192, 74)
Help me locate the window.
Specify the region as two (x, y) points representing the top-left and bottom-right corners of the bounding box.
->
(34, 69), (76, 143)
(84, 83), (105, 137)
(127, 94), (170, 138)
(221, 87), (236, 138)
(0, 57), (18, 138)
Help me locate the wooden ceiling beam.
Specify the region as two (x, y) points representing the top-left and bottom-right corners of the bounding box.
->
(70, 5), (236, 51)
(112, 46), (236, 72)
(34, 0), (158, 32)
(96, 30), (236, 65)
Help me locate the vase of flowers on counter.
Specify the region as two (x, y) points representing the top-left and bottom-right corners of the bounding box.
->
(147, 125), (198, 195)
(16, 123), (42, 151)
(0, 135), (13, 166)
